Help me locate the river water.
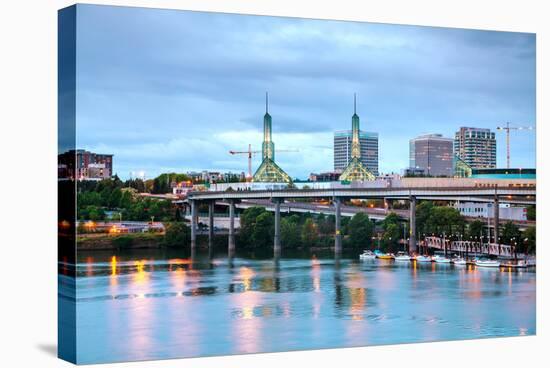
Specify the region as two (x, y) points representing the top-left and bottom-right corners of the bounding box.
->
(63, 249), (536, 364)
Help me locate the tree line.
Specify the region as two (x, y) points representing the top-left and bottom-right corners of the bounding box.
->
(77, 177), (177, 222)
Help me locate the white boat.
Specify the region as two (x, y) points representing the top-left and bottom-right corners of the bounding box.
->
(415, 255), (432, 263)
(452, 258), (467, 265)
(475, 259), (501, 268)
(394, 252), (412, 261)
(359, 250), (376, 260)
(433, 255), (451, 264)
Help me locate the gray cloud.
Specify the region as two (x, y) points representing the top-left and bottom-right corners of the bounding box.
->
(73, 4), (536, 178)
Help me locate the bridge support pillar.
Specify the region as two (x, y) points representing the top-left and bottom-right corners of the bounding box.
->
(208, 201), (214, 252)
(334, 197), (342, 255)
(494, 196), (500, 254)
(190, 199), (197, 250)
(409, 196), (417, 254)
(228, 200), (236, 255)
(273, 199), (282, 258)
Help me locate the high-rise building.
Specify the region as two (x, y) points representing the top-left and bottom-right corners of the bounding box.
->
(409, 134), (454, 177)
(334, 131), (379, 176)
(454, 127), (497, 169)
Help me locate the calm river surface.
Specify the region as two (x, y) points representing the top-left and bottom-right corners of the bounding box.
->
(64, 249), (536, 364)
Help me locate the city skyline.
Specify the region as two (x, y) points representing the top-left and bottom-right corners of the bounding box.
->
(74, 5), (536, 180)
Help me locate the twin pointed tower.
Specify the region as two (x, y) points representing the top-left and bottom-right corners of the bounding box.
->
(252, 93), (292, 183)
(339, 94), (376, 181)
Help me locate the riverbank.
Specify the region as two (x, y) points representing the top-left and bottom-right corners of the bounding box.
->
(76, 232), (341, 252)
(77, 233), (164, 250)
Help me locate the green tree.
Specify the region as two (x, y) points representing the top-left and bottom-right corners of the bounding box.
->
(301, 218), (318, 247)
(468, 220), (484, 239)
(99, 187), (111, 207)
(522, 226), (536, 254)
(163, 222), (190, 247)
(281, 215), (302, 248)
(251, 212), (274, 247)
(317, 213), (335, 236)
(526, 205), (536, 221)
(382, 222), (401, 251)
(348, 212), (374, 248)
(426, 206), (465, 236)
(87, 206), (105, 221)
(239, 207), (267, 246)
(119, 188), (135, 209)
(500, 221), (521, 245)
(380, 212), (402, 251)
(416, 201), (434, 237)
(108, 188), (122, 209)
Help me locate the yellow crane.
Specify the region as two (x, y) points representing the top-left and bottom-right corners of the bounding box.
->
(496, 122), (535, 168)
(229, 144), (298, 180)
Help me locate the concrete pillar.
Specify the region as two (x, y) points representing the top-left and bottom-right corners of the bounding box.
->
(208, 201), (214, 249)
(409, 196), (417, 254)
(334, 197), (342, 254)
(274, 199), (281, 257)
(228, 200), (235, 254)
(190, 200), (197, 249)
(494, 196), (500, 254)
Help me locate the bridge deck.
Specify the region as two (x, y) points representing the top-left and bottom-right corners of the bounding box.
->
(186, 186), (535, 204)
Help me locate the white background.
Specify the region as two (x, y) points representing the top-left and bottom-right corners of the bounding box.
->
(0, 0), (547, 367)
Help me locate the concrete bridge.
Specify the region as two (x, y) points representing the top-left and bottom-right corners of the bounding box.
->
(182, 186), (535, 257)
(215, 199), (534, 229)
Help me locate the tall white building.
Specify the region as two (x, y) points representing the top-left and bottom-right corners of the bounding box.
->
(334, 130), (379, 176)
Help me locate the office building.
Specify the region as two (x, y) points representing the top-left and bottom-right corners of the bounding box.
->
(334, 130), (379, 176)
(454, 127), (497, 169)
(409, 134), (454, 176)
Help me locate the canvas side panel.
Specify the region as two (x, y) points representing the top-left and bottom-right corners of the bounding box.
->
(58, 5), (77, 364)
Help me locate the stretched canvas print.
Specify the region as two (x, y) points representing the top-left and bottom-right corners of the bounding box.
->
(58, 4), (537, 364)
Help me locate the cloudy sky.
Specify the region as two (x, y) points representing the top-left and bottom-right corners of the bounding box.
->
(74, 4), (536, 179)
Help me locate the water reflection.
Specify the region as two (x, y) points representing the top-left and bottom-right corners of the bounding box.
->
(72, 250), (536, 364)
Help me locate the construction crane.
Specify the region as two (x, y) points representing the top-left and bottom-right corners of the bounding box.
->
(496, 122), (535, 168)
(229, 144), (298, 180)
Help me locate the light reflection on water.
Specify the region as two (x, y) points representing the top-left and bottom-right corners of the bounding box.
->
(64, 250), (536, 364)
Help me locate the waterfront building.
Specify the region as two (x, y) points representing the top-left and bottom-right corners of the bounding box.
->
(454, 127), (497, 169)
(409, 134), (454, 177)
(339, 95), (376, 181)
(453, 202), (527, 221)
(334, 130), (379, 175)
(58, 149), (113, 180)
(252, 93), (292, 183)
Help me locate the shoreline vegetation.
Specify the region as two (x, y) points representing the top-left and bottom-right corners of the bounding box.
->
(76, 177), (536, 255)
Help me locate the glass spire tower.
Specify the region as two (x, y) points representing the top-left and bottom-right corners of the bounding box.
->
(252, 93), (292, 183)
(339, 94), (376, 181)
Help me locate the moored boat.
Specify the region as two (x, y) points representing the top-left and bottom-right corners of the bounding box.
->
(452, 258), (467, 265)
(475, 259), (501, 268)
(500, 260), (530, 269)
(394, 252), (412, 261)
(433, 255), (451, 263)
(374, 250), (394, 260)
(415, 255), (432, 263)
(359, 250), (376, 260)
